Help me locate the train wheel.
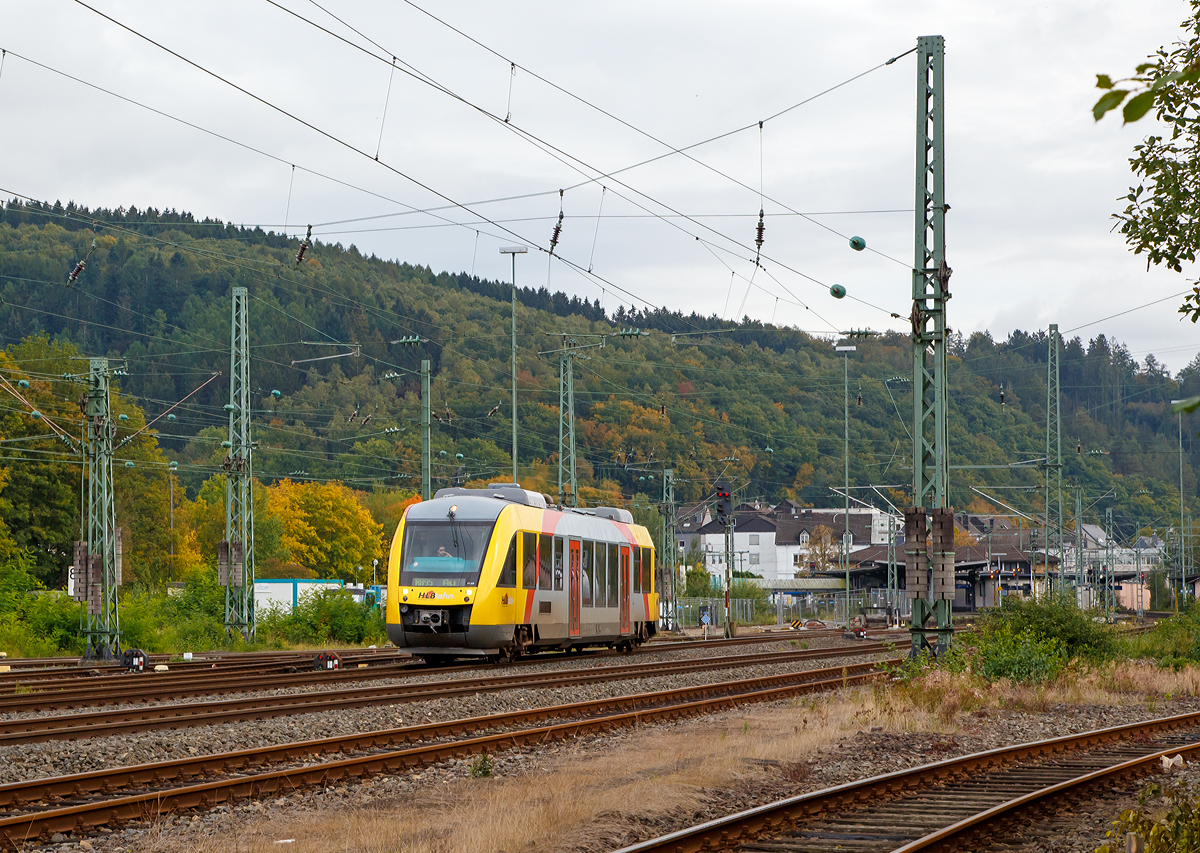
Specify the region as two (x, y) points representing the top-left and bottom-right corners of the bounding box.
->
(421, 655), (452, 667)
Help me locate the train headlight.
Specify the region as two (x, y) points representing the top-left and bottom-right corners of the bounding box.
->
(399, 604), (408, 613)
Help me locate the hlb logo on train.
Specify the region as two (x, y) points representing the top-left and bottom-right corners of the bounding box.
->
(418, 591), (454, 600)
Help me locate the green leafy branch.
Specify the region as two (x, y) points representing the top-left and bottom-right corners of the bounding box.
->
(1093, 62), (1200, 124)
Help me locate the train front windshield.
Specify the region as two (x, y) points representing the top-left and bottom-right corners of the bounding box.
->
(400, 521), (493, 587)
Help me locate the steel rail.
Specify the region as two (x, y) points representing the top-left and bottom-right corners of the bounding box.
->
(0, 659), (890, 811)
(611, 709), (1200, 853)
(0, 645), (893, 744)
(0, 638), (889, 711)
(0, 666), (891, 845)
(891, 739), (1200, 853)
(0, 649), (408, 684)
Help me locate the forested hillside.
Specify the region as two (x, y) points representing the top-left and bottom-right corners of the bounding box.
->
(1, 198), (1197, 588)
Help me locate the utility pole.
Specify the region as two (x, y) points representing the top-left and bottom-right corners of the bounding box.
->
(1075, 485), (1084, 602)
(887, 513), (898, 626)
(221, 287), (254, 641)
(1105, 507), (1115, 619)
(167, 463), (175, 581)
(78, 357), (122, 660)
(421, 359), (431, 500)
(1044, 324), (1063, 597)
(661, 468), (677, 631)
(500, 246), (526, 484)
(557, 336), (578, 506)
(837, 341), (856, 627)
(905, 34), (953, 655)
(714, 483), (734, 638)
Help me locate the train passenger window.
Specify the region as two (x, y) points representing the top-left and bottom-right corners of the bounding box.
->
(522, 532), (538, 589)
(632, 547), (642, 593)
(593, 542), (606, 606)
(553, 537), (565, 591)
(581, 544), (592, 607)
(607, 543), (619, 607)
(497, 535), (517, 588)
(538, 534), (553, 590)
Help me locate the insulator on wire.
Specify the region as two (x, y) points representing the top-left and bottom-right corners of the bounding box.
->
(754, 208), (765, 258)
(549, 190), (564, 256)
(67, 260), (86, 285)
(295, 225), (312, 267)
(857, 388), (863, 407)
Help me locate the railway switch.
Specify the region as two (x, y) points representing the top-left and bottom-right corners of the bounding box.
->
(313, 652), (342, 671)
(121, 648), (147, 672)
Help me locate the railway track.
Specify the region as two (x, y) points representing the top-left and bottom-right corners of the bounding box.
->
(0, 632), (896, 711)
(0, 643), (894, 744)
(614, 711), (1200, 853)
(0, 659), (891, 846)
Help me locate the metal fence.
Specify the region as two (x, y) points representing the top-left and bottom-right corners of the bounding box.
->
(773, 589), (910, 627)
(675, 597), (757, 628)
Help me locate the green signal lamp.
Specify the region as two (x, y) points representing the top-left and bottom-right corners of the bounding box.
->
(849, 236), (866, 251)
(830, 284), (846, 299)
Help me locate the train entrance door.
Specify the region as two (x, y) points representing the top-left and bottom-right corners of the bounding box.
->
(568, 539), (581, 638)
(619, 545), (631, 634)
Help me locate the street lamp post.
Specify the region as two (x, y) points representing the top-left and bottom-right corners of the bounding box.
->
(836, 343), (856, 627)
(1172, 400), (1187, 600)
(501, 247), (527, 484)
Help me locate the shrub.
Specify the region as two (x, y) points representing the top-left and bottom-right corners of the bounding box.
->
(1098, 781), (1200, 853)
(976, 596), (1116, 662)
(256, 590), (385, 646)
(974, 626), (1067, 683)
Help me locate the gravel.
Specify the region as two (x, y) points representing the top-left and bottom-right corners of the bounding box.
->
(0, 632), (871, 723)
(0, 646), (889, 785)
(25, 690), (1200, 853)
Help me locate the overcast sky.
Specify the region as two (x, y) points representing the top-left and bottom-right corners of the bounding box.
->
(3, 1), (1198, 369)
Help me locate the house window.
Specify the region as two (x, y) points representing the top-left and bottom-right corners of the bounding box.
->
(799, 531), (810, 545)
(749, 534), (760, 545)
(749, 554), (760, 565)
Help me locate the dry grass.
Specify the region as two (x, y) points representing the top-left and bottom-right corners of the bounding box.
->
(129, 686), (949, 853)
(124, 663), (1200, 853)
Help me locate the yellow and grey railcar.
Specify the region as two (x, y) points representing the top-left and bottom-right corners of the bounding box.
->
(386, 484), (657, 663)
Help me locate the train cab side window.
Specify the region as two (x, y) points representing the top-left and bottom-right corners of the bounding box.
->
(607, 543), (619, 607)
(497, 535), (517, 588)
(522, 532), (538, 589)
(553, 537), (565, 591)
(538, 534), (553, 590)
(593, 542), (606, 606)
(645, 548), (654, 592)
(632, 546), (642, 593)
(581, 543), (593, 607)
